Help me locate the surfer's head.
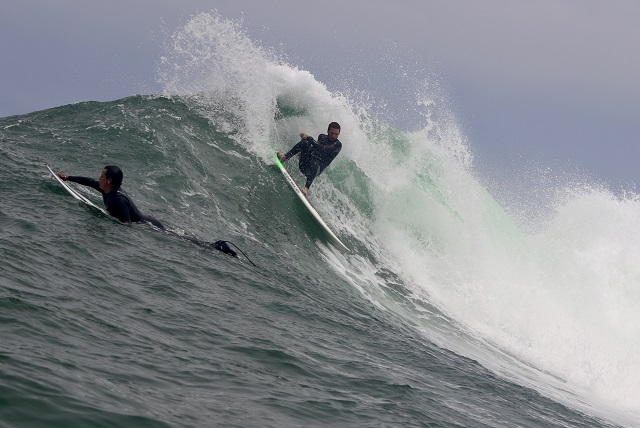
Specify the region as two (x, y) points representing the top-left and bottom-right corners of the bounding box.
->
(327, 122), (341, 141)
(100, 165), (123, 192)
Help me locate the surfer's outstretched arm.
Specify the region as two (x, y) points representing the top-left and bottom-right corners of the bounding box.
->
(57, 174), (102, 192)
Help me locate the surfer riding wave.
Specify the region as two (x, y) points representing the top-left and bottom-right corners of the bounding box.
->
(278, 122), (342, 196)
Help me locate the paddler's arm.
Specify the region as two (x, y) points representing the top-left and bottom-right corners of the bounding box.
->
(57, 174), (102, 192)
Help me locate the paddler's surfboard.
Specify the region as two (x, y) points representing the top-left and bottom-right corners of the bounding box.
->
(46, 165), (109, 216)
(273, 152), (349, 252)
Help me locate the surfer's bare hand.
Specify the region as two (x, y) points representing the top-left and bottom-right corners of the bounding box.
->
(299, 132), (309, 139)
(301, 186), (309, 196)
(57, 173), (69, 180)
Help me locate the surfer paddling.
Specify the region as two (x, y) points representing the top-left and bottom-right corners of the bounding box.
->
(56, 165), (165, 229)
(53, 165), (254, 262)
(277, 122), (342, 196)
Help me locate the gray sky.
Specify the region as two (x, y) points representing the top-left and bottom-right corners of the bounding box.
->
(2, 0), (639, 186)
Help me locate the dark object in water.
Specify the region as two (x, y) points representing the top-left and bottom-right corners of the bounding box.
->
(212, 240), (237, 257)
(211, 240), (257, 267)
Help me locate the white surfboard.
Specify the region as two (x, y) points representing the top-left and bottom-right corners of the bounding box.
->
(46, 165), (110, 216)
(273, 152), (349, 252)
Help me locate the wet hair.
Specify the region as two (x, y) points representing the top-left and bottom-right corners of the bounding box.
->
(104, 165), (123, 191)
(327, 122), (341, 132)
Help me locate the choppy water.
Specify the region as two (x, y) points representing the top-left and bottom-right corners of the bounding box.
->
(1, 11), (639, 428)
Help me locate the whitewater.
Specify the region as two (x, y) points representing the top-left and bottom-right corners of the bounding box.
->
(1, 12), (638, 428)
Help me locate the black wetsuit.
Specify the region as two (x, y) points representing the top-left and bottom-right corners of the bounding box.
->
(282, 134), (342, 189)
(67, 176), (164, 229)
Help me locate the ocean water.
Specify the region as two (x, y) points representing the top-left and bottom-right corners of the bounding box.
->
(2, 12), (639, 428)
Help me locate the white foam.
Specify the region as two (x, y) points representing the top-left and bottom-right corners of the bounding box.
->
(158, 12), (640, 424)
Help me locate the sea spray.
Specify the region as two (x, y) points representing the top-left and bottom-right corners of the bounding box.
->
(157, 11), (640, 421)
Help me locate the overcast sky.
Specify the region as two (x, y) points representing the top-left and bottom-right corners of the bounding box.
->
(2, 0), (639, 187)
